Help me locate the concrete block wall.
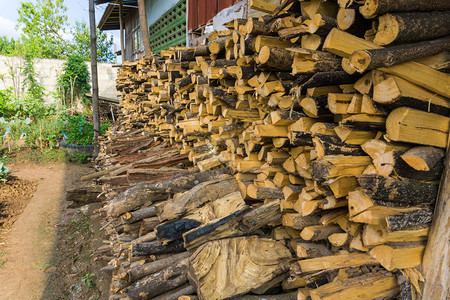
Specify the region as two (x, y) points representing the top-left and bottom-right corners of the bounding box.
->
(0, 55), (119, 103)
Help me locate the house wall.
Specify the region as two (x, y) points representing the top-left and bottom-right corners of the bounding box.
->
(145, 0), (180, 27)
(0, 55), (119, 103)
(124, 9), (144, 62)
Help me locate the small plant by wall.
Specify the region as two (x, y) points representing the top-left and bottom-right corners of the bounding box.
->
(57, 54), (91, 108)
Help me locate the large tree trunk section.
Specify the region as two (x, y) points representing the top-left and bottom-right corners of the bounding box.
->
(373, 12), (450, 46)
(188, 236), (292, 300)
(350, 36), (450, 72)
(359, 0), (450, 19)
(123, 258), (189, 299)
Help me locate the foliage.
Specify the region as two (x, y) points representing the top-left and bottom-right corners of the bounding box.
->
(70, 21), (115, 63)
(82, 273), (95, 288)
(68, 152), (90, 164)
(17, 0), (69, 58)
(64, 115), (109, 146)
(0, 88), (16, 118)
(10, 0), (114, 62)
(0, 37), (21, 56)
(0, 162), (11, 183)
(57, 54), (91, 106)
(22, 56), (45, 100)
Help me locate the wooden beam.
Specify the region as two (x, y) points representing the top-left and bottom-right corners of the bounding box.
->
(119, 0), (126, 60)
(422, 135), (450, 299)
(138, 0), (152, 56)
(89, 0), (100, 155)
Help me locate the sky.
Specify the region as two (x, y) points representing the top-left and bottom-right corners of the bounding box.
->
(0, 0), (120, 49)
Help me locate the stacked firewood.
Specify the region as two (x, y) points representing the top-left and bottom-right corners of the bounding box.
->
(92, 0), (450, 299)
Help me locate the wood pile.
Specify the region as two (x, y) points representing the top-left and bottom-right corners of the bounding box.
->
(91, 0), (450, 299)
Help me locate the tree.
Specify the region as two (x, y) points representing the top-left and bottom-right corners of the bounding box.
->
(17, 0), (69, 58)
(70, 21), (115, 63)
(57, 54), (91, 106)
(15, 0), (115, 62)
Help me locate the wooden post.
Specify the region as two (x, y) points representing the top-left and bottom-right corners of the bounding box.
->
(138, 0), (152, 56)
(119, 0), (126, 61)
(89, 0), (100, 156)
(422, 136), (450, 299)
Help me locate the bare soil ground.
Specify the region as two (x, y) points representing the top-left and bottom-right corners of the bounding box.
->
(0, 159), (110, 300)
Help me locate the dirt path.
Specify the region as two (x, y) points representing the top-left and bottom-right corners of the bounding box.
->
(0, 162), (92, 299)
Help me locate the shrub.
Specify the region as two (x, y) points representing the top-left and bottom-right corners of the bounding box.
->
(64, 115), (109, 146)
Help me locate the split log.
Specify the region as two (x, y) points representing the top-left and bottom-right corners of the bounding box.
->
(386, 209), (434, 231)
(401, 146), (445, 171)
(369, 244), (425, 271)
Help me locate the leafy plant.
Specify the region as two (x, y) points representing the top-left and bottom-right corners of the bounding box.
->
(22, 55), (45, 100)
(68, 152), (90, 164)
(0, 162), (11, 183)
(82, 273), (95, 288)
(0, 252), (6, 266)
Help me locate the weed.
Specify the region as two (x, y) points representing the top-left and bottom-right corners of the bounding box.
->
(68, 152), (90, 164)
(0, 252), (6, 266)
(82, 273), (95, 288)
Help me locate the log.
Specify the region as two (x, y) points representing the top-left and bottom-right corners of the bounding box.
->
(106, 185), (168, 217)
(157, 177), (238, 221)
(373, 12), (450, 45)
(309, 272), (399, 299)
(152, 285), (195, 300)
(350, 36), (450, 72)
(121, 206), (156, 224)
(247, 185), (284, 199)
(373, 150), (443, 181)
(386, 107), (449, 148)
(369, 245), (425, 271)
(386, 209), (434, 231)
(123, 258), (189, 299)
(131, 240), (185, 256)
(188, 236), (292, 300)
(359, 0), (450, 19)
(183, 200), (281, 250)
(258, 46), (294, 70)
(126, 252), (190, 282)
(373, 76), (449, 116)
(401, 146), (445, 171)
